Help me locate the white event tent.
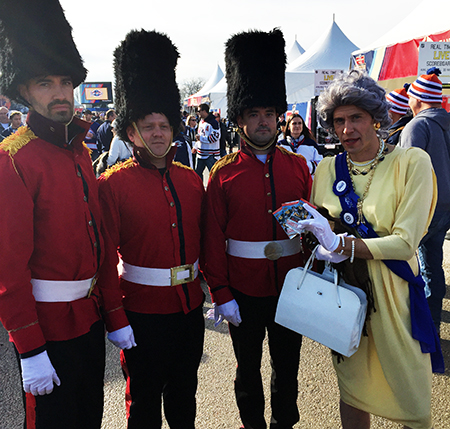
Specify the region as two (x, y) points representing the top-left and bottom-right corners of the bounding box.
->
(286, 19), (358, 104)
(351, 0), (450, 91)
(186, 64), (224, 107)
(287, 37), (305, 65)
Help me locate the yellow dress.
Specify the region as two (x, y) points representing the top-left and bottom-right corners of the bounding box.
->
(311, 146), (437, 429)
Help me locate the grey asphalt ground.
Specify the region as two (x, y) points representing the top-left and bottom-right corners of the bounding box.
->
(1, 243), (450, 429)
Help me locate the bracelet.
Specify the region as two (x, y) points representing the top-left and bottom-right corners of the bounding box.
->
(337, 235), (345, 255)
(350, 239), (355, 263)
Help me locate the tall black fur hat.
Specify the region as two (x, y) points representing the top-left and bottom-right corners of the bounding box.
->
(225, 28), (287, 123)
(113, 30), (181, 142)
(0, 0), (87, 100)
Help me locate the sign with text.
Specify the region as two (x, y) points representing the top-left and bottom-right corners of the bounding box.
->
(418, 42), (450, 83)
(314, 70), (344, 96)
(80, 82), (113, 104)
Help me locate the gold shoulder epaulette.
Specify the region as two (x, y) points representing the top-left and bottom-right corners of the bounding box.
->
(209, 152), (239, 181)
(277, 145), (306, 163)
(101, 158), (135, 180)
(172, 160), (194, 171)
(82, 142), (92, 155)
(0, 126), (38, 156)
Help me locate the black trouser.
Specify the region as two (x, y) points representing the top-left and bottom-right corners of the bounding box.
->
(17, 320), (105, 429)
(124, 306), (205, 429)
(229, 289), (302, 429)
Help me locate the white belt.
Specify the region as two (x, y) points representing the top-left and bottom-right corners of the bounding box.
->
(31, 278), (95, 302)
(119, 259), (199, 286)
(226, 237), (301, 261)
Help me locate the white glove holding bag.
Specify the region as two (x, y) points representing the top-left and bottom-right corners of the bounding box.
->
(315, 244), (349, 263)
(20, 350), (60, 396)
(107, 325), (137, 350)
(207, 299), (242, 327)
(297, 204), (340, 252)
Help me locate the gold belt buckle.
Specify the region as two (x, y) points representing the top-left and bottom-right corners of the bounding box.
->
(87, 277), (97, 298)
(264, 242), (284, 261)
(170, 264), (195, 286)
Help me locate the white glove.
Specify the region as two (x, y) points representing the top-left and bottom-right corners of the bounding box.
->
(297, 204), (339, 252)
(316, 244), (349, 263)
(107, 325), (137, 350)
(20, 351), (60, 396)
(207, 299), (242, 327)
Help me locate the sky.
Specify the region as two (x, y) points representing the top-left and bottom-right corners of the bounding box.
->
(60, 0), (424, 86)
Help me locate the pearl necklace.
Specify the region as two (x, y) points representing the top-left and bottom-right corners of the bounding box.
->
(346, 138), (387, 224)
(348, 139), (386, 176)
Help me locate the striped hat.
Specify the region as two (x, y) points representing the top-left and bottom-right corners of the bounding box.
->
(407, 67), (442, 103)
(386, 85), (409, 115)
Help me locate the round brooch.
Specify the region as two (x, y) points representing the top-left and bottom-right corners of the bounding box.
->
(333, 179), (349, 196)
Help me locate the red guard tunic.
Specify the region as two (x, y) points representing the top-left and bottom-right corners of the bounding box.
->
(0, 111), (124, 356)
(203, 144), (312, 304)
(97, 147), (205, 315)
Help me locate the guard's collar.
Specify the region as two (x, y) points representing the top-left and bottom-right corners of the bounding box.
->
(27, 110), (90, 148)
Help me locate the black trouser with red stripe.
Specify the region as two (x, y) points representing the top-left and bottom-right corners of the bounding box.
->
(229, 289), (302, 429)
(123, 305), (205, 429)
(18, 320), (105, 429)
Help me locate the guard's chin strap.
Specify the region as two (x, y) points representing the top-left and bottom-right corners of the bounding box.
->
(237, 128), (279, 151)
(132, 121), (173, 159)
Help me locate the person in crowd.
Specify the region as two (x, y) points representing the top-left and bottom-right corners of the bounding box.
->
(399, 67), (450, 335)
(185, 114), (198, 168)
(297, 69), (443, 429)
(214, 112), (230, 156)
(276, 112), (286, 134)
(106, 119), (133, 167)
(96, 108), (116, 153)
(203, 29), (311, 429)
(194, 103), (220, 177)
(278, 113), (323, 176)
(97, 29), (205, 429)
(185, 114), (198, 143)
(0, 1), (130, 427)
(385, 85), (413, 145)
(0, 110), (23, 140)
(83, 109), (102, 160)
(174, 121), (194, 168)
(0, 106), (10, 130)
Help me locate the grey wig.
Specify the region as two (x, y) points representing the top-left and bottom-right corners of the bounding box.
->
(317, 70), (391, 139)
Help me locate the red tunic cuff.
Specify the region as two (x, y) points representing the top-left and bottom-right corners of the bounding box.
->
(10, 322), (46, 355)
(210, 285), (234, 306)
(103, 306), (130, 333)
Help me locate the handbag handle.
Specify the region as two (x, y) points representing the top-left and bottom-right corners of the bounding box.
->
(296, 245), (318, 290)
(296, 246), (342, 308)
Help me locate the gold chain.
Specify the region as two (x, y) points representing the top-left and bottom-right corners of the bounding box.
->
(346, 138), (386, 225)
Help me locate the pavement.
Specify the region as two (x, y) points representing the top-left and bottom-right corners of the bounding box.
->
(1, 240), (450, 429)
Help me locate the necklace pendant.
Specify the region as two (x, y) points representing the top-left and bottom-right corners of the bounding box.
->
(361, 170), (368, 176)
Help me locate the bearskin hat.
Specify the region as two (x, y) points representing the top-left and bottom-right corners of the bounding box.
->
(113, 30), (181, 142)
(225, 28), (287, 123)
(0, 0), (87, 100)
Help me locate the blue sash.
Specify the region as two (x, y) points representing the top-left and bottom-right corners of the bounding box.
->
(333, 152), (444, 373)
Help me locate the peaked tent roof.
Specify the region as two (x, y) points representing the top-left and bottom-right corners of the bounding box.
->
(287, 38), (305, 65)
(207, 75), (227, 114)
(286, 20), (358, 103)
(188, 64), (224, 98)
(287, 20), (358, 73)
(352, 0), (450, 89)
